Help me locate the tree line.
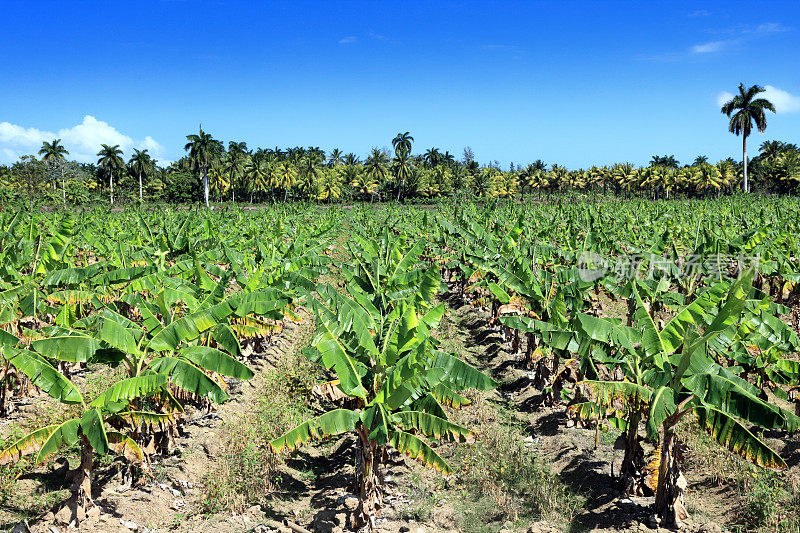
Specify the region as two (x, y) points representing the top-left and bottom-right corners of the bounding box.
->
(1, 84), (796, 207)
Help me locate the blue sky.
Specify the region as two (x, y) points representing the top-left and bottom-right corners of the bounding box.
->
(0, 1), (798, 168)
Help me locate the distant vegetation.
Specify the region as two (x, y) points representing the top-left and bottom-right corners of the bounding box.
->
(1, 85), (796, 208)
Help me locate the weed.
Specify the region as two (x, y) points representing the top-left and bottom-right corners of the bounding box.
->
(199, 340), (322, 513)
(447, 394), (583, 530)
(734, 470), (800, 533)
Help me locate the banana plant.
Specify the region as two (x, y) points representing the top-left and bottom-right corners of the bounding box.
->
(35, 278), (284, 399)
(570, 269), (800, 526)
(0, 280), (285, 521)
(0, 338), (156, 520)
(270, 233), (495, 530)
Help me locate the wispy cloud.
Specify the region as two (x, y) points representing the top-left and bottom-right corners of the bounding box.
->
(688, 9), (711, 17)
(0, 115), (165, 164)
(338, 32), (390, 45)
(692, 40), (728, 54)
(684, 21), (792, 57)
(752, 22), (791, 34)
(715, 85), (800, 114)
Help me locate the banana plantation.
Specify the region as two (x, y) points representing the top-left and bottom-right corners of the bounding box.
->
(0, 195), (798, 533)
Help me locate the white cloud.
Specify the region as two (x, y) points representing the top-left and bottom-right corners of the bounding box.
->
(715, 86), (800, 114)
(140, 136), (163, 152)
(716, 91), (735, 107)
(692, 40), (728, 54)
(338, 36), (357, 44)
(763, 85), (800, 113)
(0, 122), (50, 149)
(0, 115), (165, 165)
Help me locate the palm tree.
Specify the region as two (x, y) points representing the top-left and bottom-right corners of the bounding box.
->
(650, 155), (679, 168)
(39, 139), (69, 207)
(328, 148), (344, 167)
(184, 126), (223, 207)
(423, 147), (441, 168)
(692, 156), (709, 167)
(715, 159), (738, 193)
(441, 150), (456, 168)
(690, 163), (723, 196)
(97, 144), (125, 204)
(208, 167), (230, 201)
(758, 140), (786, 165)
(392, 151), (414, 202)
(349, 167), (377, 202)
(391, 132), (414, 157)
(222, 152), (247, 203)
(390, 133), (414, 201)
(612, 163), (637, 196)
(243, 156), (269, 203)
(721, 84), (776, 192)
(365, 148), (389, 197)
(129, 149), (155, 202)
(228, 141), (248, 157)
(274, 161), (298, 202)
(318, 168), (342, 202)
(299, 156), (323, 202)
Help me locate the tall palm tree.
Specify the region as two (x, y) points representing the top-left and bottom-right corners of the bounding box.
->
(390, 133), (414, 201)
(721, 84), (776, 192)
(129, 149), (155, 202)
(392, 151), (414, 202)
(97, 144), (125, 205)
(39, 139), (69, 206)
(391, 132), (414, 157)
(184, 126), (223, 207)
